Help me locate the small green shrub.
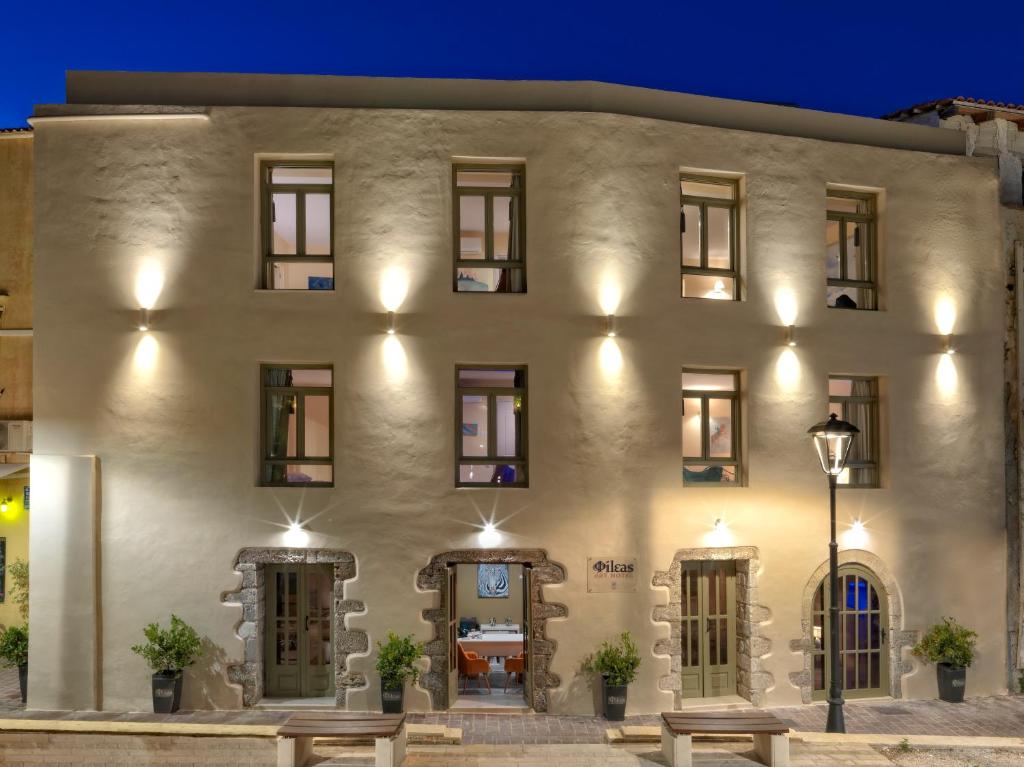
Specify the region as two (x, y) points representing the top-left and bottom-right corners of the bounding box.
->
(375, 632), (424, 688)
(896, 737), (912, 753)
(584, 631), (642, 687)
(912, 617), (977, 669)
(130, 615), (202, 674)
(0, 624), (28, 668)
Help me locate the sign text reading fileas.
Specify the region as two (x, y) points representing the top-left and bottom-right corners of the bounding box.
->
(591, 559), (635, 574)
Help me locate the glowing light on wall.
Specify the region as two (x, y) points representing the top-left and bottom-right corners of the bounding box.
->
(774, 289), (798, 328)
(775, 348), (801, 389)
(598, 280), (621, 316)
(934, 296), (957, 336)
(599, 337), (623, 380)
(704, 517), (735, 547)
(132, 333), (159, 376)
(478, 521), (502, 547)
(380, 268), (409, 312)
(605, 314), (617, 337)
(135, 261), (165, 311)
(283, 521), (311, 547)
(381, 334), (408, 383)
(936, 353), (958, 399)
(841, 519), (869, 548)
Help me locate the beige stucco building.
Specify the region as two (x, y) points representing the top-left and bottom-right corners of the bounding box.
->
(26, 71), (1015, 715)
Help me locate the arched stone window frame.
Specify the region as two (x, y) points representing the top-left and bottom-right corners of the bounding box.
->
(788, 549), (917, 703)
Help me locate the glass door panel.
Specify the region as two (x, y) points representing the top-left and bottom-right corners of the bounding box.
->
(265, 564), (335, 699)
(679, 561), (737, 700)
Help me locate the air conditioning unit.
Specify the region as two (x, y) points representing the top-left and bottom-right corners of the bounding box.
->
(0, 421), (32, 452)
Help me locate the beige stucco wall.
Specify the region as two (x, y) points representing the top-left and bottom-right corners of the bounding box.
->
(30, 105), (1006, 713)
(0, 134), (32, 422)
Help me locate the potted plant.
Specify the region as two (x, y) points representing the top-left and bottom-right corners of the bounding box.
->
(375, 632), (423, 713)
(912, 617), (977, 703)
(130, 615), (202, 713)
(584, 631), (641, 721)
(0, 625), (28, 704)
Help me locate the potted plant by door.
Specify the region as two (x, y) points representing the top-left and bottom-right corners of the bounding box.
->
(912, 617), (977, 703)
(130, 615), (202, 713)
(585, 631), (641, 721)
(375, 632), (424, 713)
(0, 624), (29, 704)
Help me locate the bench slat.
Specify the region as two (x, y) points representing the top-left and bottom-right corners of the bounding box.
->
(278, 712), (405, 739)
(661, 711), (788, 736)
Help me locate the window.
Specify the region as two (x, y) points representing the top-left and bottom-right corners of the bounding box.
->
(680, 175), (739, 300)
(681, 370), (740, 485)
(453, 164), (525, 293)
(261, 365), (333, 486)
(456, 367), (527, 486)
(826, 190), (877, 310)
(261, 162), (334, 290)
(828, 376), (879, 487)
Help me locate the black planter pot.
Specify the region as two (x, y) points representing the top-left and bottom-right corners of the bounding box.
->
(381, 682), (404, 714)
(601, 676), (629, 721)
(152, 672), (183, 714)
(936, 663), (966, 703)
(17, 664), (27, 705)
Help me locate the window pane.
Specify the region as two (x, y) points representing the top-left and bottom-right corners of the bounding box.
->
(680, 204), (701, 267)
(291, 368), (333, 387)
(826, 195), (866, 214)
(828, 285), (874, 310)
(459, 369), (522, 388)
(461, 395), (489, 457)
(813, 654), (825, 691)
(459, 196), (485, 259)
(846, 222), (870, 281)
(813, 609), (824, 650)
(681, 397), (703, 458)
(305, 193), (331, 255)
(495, 395), (521, 457)
(271, 193), (297, 254)
(272, 166), (332, 184)
(270, 260), (334, 291)
(459, 464), (524, 484)
(682, 372), (736, 391)
(456, 267), (523, 293)
(706, 206), (732, 270)
(284, 464), (333, 484)
(456, 170), (515, 188)
(493, 196), (512, 259)
(826, 220), (841, 278)
(303, 395), (330, 458)
(682, 273), (733, 300)
(683, 464), (737, 484)
(708, 398), (734, 458)
(267, 394), (297, 458)
(828, 378), (853, 397)
(681, 179), (735, 200)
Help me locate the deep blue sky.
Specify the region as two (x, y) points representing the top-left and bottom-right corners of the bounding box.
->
(3, 1), (1022, 128)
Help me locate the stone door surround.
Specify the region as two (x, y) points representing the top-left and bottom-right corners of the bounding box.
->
(652, 546), (773, 707)
(416, 548), (567, 711)
(223, 548), (368, 707)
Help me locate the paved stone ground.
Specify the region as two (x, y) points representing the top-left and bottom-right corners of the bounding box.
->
(770, 697), (1024, 738)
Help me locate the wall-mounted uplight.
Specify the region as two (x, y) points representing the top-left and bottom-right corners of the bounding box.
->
(283, 521), (311, 548)
(479, 521), (502, 547)
(943, 334), (955, 356)
(386, 311), (397, 335)
(380, 267), (409, 336)
(605, 314), (617, 338)
(137, 308), (151, 332)
(785, 325), (796, 347)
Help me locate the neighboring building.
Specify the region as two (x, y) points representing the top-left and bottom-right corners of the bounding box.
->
(28, 72), (1008, 714)
(0, 127), (32, 631)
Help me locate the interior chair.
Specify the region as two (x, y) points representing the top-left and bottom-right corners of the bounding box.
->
(503, 652), (524, 692)
(457, 643), (491, 694)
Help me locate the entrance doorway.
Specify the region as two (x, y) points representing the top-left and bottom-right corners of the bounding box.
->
(446, 563), (531, 711)
(264, 563), (335, 700)
(811, 564), (889, 699)
(679, 560), (737, 699)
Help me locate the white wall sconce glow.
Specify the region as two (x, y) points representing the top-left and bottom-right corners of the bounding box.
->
(134, 261), (165, 311)
(381, 334), (408, 383)
(479, 521), (502, 547)
(936, 352), (958, 398)
(283, 521), (311, 548)
(934, 295), (957, 336)
(775, 348), (801, 389)
(605, 314), (617, 338)
(599, 337), (623, 380)
(774, 289), (798, 327)
(704, 517), (735, 547)
(132, 333), (159, 376)
(598, 280), (621, 316)
(704, 279), (731, 300)
(380, 268), (409, 312)
(841, 519), (869, 549)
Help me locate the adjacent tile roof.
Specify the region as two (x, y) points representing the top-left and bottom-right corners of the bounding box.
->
(883, 97), (1024, 121)
(0, 127), (32, 134)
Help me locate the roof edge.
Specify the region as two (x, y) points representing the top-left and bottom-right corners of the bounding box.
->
(61, 71), (966, 156)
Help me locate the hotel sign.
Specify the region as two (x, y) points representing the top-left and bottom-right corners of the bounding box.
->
(587, 557), (638, 593)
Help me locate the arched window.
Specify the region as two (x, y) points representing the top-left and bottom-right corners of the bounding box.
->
(811, 564), (888, 699)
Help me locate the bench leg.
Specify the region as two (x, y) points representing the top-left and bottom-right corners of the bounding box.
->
(375, 724), (407, 767)
(661, 723), (692, 767)
(277, 736), (314, 767)
(752, 733), (789, 767)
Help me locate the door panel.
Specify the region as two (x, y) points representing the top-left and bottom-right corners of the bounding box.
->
(523, 565), (533, 705)
(265, 564), (335, 698)
(446, 565), (459, 707)
(679, 561), (737, 699)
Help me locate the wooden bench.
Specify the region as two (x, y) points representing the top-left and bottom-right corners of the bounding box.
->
(661, 711), (790, 767)
(277, 712), (406, 767)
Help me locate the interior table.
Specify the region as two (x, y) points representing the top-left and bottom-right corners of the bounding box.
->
(458, 633), (524, 658)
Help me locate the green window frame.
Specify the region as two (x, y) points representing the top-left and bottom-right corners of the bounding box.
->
(680, 175), (739, 300)
(681, 369), (741, 485)
(828, 375), (880, 488)
(826, 190), (877, 310)
(260, 160), (335, 290)
(260, 364), (334, 487)
(455, 365), (528, 488)
(452, 163), (526, 293)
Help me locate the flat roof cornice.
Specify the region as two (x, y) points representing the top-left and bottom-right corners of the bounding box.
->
(60, 70), (966, 156)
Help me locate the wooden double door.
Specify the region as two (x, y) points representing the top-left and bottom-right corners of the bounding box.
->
(679, 561), (737, 699)
(265, 564), (335, 698)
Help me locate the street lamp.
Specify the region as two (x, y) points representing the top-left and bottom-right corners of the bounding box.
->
(807, 412), (859, 734)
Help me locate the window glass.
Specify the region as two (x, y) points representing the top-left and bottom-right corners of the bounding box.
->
(492, 197), (512, 259)
(681, 398), (703, 458)
(305, 193), (331, 256)
(272, 166), (333, 185)
(681, 179), (735, 200)
(261, 365), (333, 486)
(461, 396), (489, 457)
(263, 162), (334, 290)
(706, 206), (732, 270)
(680, 204), (701, 267)
(681, 274), (734, 300)
(708, 398), (733, 458)
(681, 369), (740, 485)
(680, 175), (739, 300)
(454, 165), (525, 293)
(495, 395), (520, 457)
(828, 376), (879, 488)
(826, 190), (877, 310)
(681, 372), (736, 391)
(271, 193), (298, 255)
(456, 367), (527, 486)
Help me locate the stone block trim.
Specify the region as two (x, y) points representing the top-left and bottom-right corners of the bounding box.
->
(415, 548), (567, 712)
(651, 546), (773, 707)
(787, 549), (917, 703)
(223, 547), (367, 707)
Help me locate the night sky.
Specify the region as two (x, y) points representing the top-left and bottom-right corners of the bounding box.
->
(2, 1), (1022, 128)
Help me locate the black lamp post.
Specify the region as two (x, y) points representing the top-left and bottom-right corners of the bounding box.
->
(807, 413), (859, 734)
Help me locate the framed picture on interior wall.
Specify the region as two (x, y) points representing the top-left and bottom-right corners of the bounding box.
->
(477, 563), (509, 598)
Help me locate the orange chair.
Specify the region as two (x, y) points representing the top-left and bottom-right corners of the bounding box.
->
(457, 643), (491, 694)
(503, 652), (524, 692)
